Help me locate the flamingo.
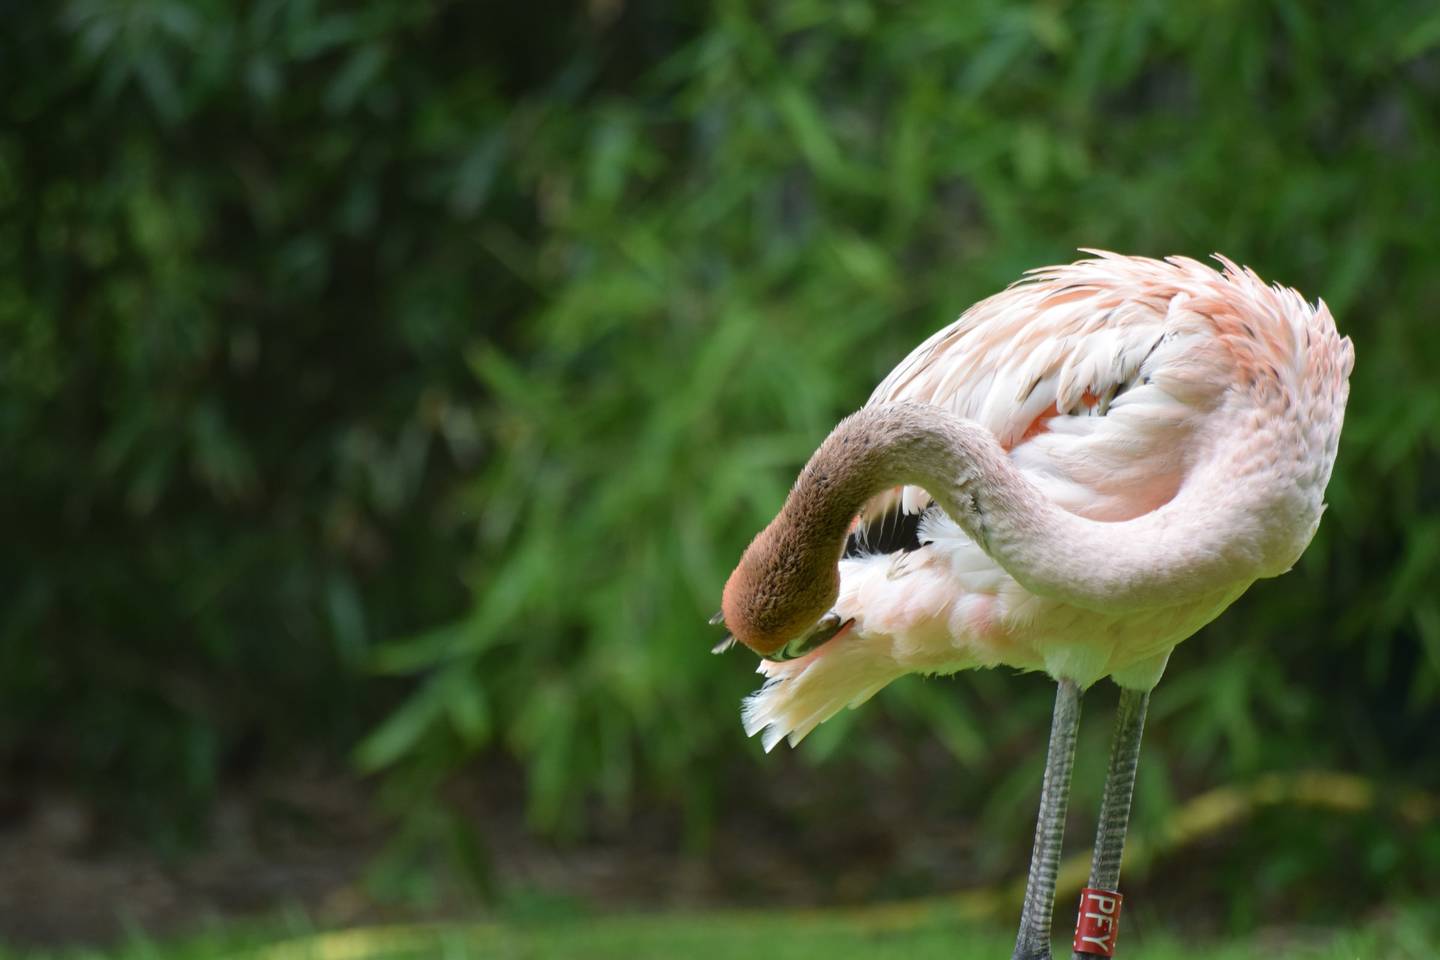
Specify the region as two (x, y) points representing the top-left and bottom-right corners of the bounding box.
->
(712, 252), (1352, 959)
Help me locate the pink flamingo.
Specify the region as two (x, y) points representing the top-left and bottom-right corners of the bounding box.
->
(713, 252), (1352, 959)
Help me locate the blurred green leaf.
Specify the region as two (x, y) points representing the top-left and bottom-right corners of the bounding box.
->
(355, 673), (448, 773)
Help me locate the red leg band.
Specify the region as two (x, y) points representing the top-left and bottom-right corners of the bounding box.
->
(1072, 887), (1124, 956)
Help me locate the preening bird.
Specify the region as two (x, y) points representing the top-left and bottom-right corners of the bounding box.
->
(713, 252), (1352, 960)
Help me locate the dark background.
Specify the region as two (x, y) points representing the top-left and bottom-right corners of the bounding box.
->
(3, 0), (1438, 946)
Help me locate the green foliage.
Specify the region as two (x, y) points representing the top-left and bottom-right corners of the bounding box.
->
(360, 0), (1440, 868)
(0, 0), (500, 840)
(5, 0), (1440, 916)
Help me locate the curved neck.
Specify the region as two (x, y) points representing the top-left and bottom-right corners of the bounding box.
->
(745, 401), (1270, 617)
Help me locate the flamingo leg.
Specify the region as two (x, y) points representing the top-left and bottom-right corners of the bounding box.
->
(1070, 686), (1150, 959)
(1012, 678), (1083, 960)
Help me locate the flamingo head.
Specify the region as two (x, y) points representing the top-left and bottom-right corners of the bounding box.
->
(718, 515), (844, 659)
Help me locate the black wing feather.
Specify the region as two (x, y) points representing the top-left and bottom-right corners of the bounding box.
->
(843, 501), (928, 558)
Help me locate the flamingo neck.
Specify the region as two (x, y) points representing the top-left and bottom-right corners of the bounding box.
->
(723, 402), (1280, 656)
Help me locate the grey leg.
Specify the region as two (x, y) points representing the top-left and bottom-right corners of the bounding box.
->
(1070, 686), (1150, 959)
(1013, 678), (1083, 960)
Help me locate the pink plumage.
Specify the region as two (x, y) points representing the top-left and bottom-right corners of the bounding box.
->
(734, 252), (1353, 753)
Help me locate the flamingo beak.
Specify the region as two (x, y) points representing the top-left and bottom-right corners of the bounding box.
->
(762, 614), (855, 663)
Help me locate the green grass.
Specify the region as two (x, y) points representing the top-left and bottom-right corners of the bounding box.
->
(8, 904), (1438, 960)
